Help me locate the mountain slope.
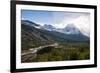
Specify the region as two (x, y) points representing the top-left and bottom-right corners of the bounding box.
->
(42, 24), (56, 31)
(21, 21), (55, 50)
(21, 20), (89, 50)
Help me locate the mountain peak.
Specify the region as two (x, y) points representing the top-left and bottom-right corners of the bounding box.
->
(42, 24), (55, 31)
(62, 23), (81, 34)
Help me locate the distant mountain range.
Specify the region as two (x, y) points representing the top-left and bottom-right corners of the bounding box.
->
(21, 20), (89, 50)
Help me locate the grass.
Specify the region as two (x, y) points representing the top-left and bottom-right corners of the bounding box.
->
(30, 44), (90, 62)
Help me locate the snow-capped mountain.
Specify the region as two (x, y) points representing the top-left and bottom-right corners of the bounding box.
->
(42, 23), (89, 37)
(41, 23), (81, 35)
(21, 20), (89, 38)
(63, 24), (80, 34)
(21, 20), (89, 42)
(56, 24), (81, 35)
(42, 24), (56, 31)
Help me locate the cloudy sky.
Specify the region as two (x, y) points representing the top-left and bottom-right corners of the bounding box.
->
(21, 10), (90, 35)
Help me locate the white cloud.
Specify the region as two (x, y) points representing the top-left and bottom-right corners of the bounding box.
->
(51, 12), (90, 36)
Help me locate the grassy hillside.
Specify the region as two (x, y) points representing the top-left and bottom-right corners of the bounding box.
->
(21, 24), (55, 50)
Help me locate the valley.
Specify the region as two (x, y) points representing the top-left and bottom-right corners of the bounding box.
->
(21, 20), (90, 63)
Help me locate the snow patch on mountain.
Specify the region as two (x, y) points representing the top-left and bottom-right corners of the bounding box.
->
(42, 24), (56, 31)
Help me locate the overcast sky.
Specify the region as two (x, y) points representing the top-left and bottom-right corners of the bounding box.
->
(21, 10), (90, 31)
